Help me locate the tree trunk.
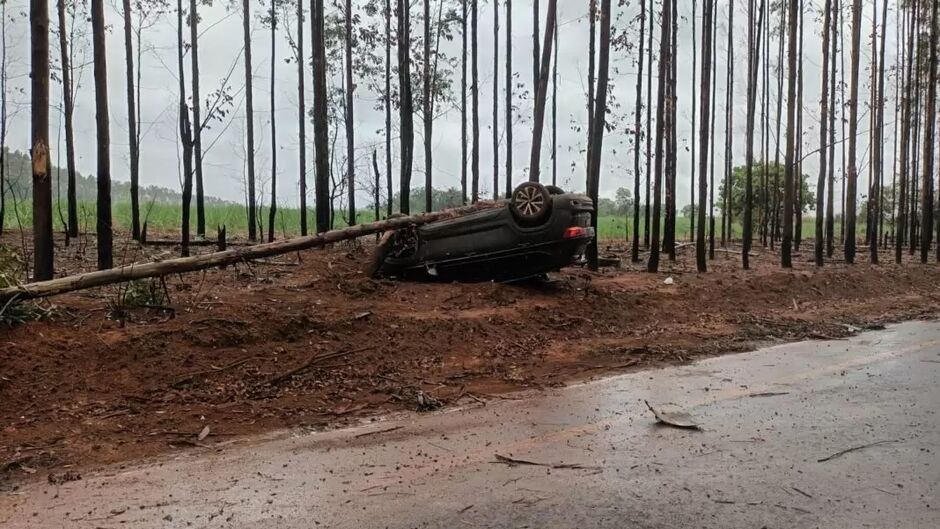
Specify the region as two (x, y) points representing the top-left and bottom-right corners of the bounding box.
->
(345, 0), (355, 224)
(708, 3), (717, 259)
(92, 0), (112, 270)
(695, 0), (713, 272)
(533, 0), (539, 97)
(491, 0), (499, 201)
(770, 1), (785, 248)
(664, 0), (677, 260)
(631, 0), (646, 263)
(585, 0), (610, 271)
(424, 0), (433, 210)
(844, 0), (862, 263)
(268, 0), (278, 240)
(691, 0), (697, 242)
(243, 0), (258, 239)
(743, 0), (766, 270)
(587, 0), (596, 169)
(460, 0), (467, 203)
(57, 0), (78, 240)
(551, 6), (558, 188)
(506, 0), (513, 196)
(397, 0), (414, 213)
(298, 0), (308, 235)
(527, 0), (556, 184)
(0, 0), (7, 235)
(190, 0), (205, 238)
(647, 0), (671, 273)
(722, 0), (734, 247)
(1, 203), (500, 302)
(780, 0), (797, 267)
(793, 0), (804, 251)
(385, 0), (393, 215)
(176, 0), (193, 258)
(469, 0), (480, 200)
(372, 150), (380, 220)
(31, 0), (54, 280)
(919, 0), (938, 263)
(815, 0), (832, 266)
(644, 9), (653, 249)
(826, 0), (838, 257)
(122, 0), (140, 241)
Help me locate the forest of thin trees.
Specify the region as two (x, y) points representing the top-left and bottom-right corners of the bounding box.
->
(6, 0), (940, 280)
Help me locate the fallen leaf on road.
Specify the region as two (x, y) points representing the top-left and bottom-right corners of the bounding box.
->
(644, 400), (702, 430)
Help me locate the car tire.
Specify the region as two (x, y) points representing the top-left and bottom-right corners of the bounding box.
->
(510, 182), (552, 226)
(545, 185), (565, 195)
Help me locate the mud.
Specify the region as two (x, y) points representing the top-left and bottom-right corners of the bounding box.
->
(1, 233), (939, 482)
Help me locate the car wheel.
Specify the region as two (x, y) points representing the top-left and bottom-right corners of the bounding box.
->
(510, 182), (552, 226)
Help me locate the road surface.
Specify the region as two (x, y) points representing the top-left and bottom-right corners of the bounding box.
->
(2, 321), (939, 528)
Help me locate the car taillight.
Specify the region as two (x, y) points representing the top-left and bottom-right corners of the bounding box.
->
(564, 226), (589, 239)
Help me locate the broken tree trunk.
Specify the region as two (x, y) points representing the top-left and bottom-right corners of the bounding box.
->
(0, 202), (500, 301)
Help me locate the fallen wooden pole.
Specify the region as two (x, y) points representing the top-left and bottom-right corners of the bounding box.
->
(0, 202), (499, 301)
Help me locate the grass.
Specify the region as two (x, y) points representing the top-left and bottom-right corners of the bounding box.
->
(2, 200), (854, 242)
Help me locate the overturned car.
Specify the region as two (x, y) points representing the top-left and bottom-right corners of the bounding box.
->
(368, 182), (595, 282)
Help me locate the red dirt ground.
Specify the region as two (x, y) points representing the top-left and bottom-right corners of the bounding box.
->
(2, 233), (939, 485)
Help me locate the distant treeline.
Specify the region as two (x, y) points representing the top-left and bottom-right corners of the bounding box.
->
(1, 148), (231, 207)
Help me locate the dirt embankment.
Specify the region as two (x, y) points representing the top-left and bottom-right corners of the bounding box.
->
(2, 236), (939, 484)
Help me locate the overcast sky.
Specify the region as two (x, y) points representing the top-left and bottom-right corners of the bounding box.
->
(3, 0), (895, 213)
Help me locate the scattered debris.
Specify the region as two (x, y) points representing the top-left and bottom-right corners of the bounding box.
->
(644, 400), (702, 430)
(749, 391), (791, 398)
(197, 426), (211, 442)
(790, 486), (813, 498)
(415, 392), (442, 412)
(47, 470), (82, 485)
(817, 439), (899, 463)
(493, 454), (600, 471)
(353, 426), (404, 439)
(663, 277), (675, 285)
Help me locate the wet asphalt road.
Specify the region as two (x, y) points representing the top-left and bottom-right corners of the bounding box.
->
(2, 321), (939, 528)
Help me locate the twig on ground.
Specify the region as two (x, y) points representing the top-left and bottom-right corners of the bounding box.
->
(817, 439), (899, 463)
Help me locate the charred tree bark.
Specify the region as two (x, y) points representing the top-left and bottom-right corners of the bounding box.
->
(176, 0), (193, 257)
(0, 1), (7, 235)
(644, 9), (653, 249)
(121, 0), (140, 240)
(312, 0), (330, 230)
(92, 0), (112, 269)
(31, 0), (54, 280)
